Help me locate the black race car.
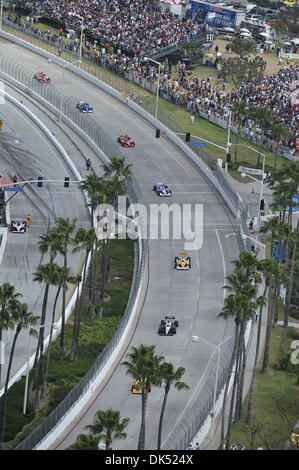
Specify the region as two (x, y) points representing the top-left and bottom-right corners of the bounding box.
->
(158, 316), (179, 336)
(11, 218), (27, 233)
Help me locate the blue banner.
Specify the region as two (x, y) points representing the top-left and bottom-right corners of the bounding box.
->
(4, 187), (23, 192)
(189, 1), (236, 28)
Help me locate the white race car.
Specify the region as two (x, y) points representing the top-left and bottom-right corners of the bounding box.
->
(11, 218), (27, 233)
(153, 182), (172, 197)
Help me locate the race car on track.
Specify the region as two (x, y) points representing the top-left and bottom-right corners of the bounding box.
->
(175, 253), (191, 270)
(10, 218), (27, 233)
(34, 72), (51, 83)
(158, 316), (179, 336)
(77, 101), (93, 113)
(117, 134), (135, 147)
(131, 379), (152, 394)
(153, 182), (172, 197)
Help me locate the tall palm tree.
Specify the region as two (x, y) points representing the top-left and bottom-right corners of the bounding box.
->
(231, 100), (248, 162)
(102, 157), (133, 284)
(80, 174), (107, 227)
(259, 216), (280, 259)
(55, 217), (77, 361)
(85, 408), (129, 450)
(156, 362), (189, 450)
(270, 122), (291, 170)
(254, 108), (274, 167)
(38, 227), (63, 263)
(122, 344), (164, 450)
(66, 433), (99, 450)
(246, 258), (277, 424)
(41, 266), (71, 401)
(70, 273), (82, 363)
(32, 262), (60, 408)
(72, 227), (96, 318)
(0, 302), (38, 450)
(0, 283), (21, 385)
(284, 221), (299, 328)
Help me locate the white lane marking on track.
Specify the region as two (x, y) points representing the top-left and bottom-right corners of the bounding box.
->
(215, 229), (227, 302)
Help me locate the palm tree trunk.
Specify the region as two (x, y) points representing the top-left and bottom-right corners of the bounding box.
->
(34, 283), (50, 408)
(138, 392), (148, 450)
(246, 282), (268, 424)
(98, 241), (108, 318)
(220, 324), (239, 449)
(262, 283), (273, 373)
(70, 285), (80, 362)
(60, 253), (68, 361)
(0, 325), (21, 450)
(41, 286), (61, 400)
(234, 332), (247, 423)
(284, 228), (298, 328)
(157, 389), (169, 450)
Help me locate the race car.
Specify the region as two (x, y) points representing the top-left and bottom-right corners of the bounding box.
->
(34, 72), (51, 83)
(158, 316), (179, 336)
(77, 101), (93, 113)
(153, 182), (172, 197)
(10, 218), (27, 233)
(117, 134), (135, 147)
(175, 253), (191, 270)
(131, 379), (152, 394)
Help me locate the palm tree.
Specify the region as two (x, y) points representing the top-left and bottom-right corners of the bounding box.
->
(259, 216), (280, 258)
(66, 433), (99, 450)
(122, 344), (164, 450)
(0, 302), (38, 449)
(70, 273), (82, 363)
(85, 408), (129, 450)
(156, 362), (189, 450)
(0, 283), (21, 385)
(254, 108), (274, 166)
(38, 227), (63, 263)
(32, 262), (60, 408)
(80, 174), (107, 227)
(270, 122), (291, 169)
(284, 220), (299, 328)
(245, 258), (277, 424)
(41, 266), (71, 401)
(231, 100), (248, 162)
(55, 217), (77, 361)
(102, 157), (133, 284)
(72, 227), (96, 319)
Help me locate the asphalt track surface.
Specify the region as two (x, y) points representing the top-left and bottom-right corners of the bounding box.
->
(0, 82), (90, 388)
(1, 39), (241, 450)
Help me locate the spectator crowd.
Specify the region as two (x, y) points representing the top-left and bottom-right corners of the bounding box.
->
(14, 0), (204, 57)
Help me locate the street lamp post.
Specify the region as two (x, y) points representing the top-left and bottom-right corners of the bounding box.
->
(68, 13), (84, 68)
(143, 57), (161, 120)
(232, 143), (266, 222)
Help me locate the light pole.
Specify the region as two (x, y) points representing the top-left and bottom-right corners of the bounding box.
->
(68, 13), (84, 68)
(232, 143), (266, 222)
(191, 334), (234, 437)
(143, 57), (161, 120)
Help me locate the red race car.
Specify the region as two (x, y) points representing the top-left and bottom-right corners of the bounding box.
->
(117, 134), (135, 147)
(34, 72), (51, 83)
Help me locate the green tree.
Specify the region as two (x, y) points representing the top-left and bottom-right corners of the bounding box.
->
(231, 100), (248, 162)
(254, 108), (274, 167)
(0, 302), (38, 449)
(67, 433), (99, 450)
(85, 408), (129, 450)
(156, 362), (189, 450)
(122, 344), (164, 450)
(0, 283), (21, 384)
(55, 217), (77, 361)
(270, 122), (291, 170)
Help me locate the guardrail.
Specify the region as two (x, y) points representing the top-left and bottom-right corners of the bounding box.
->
(0, 31), (250, 449)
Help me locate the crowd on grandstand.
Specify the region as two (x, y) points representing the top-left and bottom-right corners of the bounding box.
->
(14, 0), (204, 56)
(4, 1), (299, 150)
